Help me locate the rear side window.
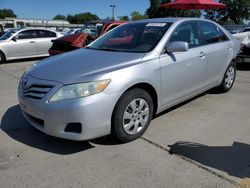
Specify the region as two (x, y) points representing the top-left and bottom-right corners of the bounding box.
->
(17, 30), (37, 39)
(199, 21), (229, 45)
(170, 21), (201, 48)
(36, 30), (57, 38)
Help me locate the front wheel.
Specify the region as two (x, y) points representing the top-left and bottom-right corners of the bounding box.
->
(0, 51), (6, 64)
(217, 62), (236, 92)
(111, 88), (154, 143)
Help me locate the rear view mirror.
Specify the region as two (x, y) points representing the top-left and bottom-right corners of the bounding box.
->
(166, 41), (189, 53)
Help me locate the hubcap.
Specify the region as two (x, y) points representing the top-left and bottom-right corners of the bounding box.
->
(225, 66), (235, 89)
(123, 98), (149, 135)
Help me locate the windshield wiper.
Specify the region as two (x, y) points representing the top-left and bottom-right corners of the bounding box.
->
(99, 47), (121, 52)
(85, 46), (122, 52)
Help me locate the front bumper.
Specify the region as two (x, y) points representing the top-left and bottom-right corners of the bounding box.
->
(18, 76), (119, 141)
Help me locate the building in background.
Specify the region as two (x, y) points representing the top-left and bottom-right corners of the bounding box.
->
(0, 17), (83, 31)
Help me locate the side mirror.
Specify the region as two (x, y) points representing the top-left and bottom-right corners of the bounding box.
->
(166, 41), (189, 53)
(12, 36), (18, 42)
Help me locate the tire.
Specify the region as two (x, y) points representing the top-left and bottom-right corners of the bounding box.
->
(217, 62), (236, 93)
(0, 51), (6, 64)
(111, 88), (154, 143)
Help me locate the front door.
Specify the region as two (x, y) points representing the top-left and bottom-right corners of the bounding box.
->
(160, 21), (206, 107)
(9, 30), (37, 58)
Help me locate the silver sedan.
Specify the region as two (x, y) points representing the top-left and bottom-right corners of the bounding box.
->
(0, 28), (63, 63)
(18, 18), (240, 142)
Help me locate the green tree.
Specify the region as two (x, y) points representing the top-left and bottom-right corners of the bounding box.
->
(147, 0), (201, 18)
(205, 0), (250, 25)
(66, 12), (99, 24)
(53, 14), (66, 20)
(119, 15), (129, 21)
(0, 9), (17, 19)
(130, 11), (147, 21)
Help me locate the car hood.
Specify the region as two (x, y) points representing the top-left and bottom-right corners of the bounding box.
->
(0, 40), (9, 44)
(27, 48), (145, 84)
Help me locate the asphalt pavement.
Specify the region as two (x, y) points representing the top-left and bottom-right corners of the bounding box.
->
(0, 58), (250, 188)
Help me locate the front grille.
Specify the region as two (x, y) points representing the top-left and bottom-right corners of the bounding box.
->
(23, 84), (54, 100)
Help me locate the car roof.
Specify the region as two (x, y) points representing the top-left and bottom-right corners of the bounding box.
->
(132, 17), (208, 24)
(17, 28), (57, 33)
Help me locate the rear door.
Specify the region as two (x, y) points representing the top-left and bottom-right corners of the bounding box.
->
(160, 21), (207, 106)
(35, 30), (57, 55)
(198, 21), (232, 86)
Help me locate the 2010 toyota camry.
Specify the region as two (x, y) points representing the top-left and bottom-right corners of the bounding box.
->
(18, 18), (241, 142)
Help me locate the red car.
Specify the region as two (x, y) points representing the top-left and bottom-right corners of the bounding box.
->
(49, 20), (127, 55)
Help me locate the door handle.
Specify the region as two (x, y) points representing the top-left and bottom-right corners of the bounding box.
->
(227, 45), (232, 50)
(29, 41), (35, 43)
(199, 52), (206, 58)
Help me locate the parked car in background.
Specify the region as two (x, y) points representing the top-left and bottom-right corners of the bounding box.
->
(63, 28), (82, 35)
(49, 20), (127, 55)
(233, 27), (250, 63)
(0, 28), (63, 64)
(19, 18), (240, 143)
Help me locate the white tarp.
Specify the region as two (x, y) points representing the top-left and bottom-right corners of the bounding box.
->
(233, 32), (250, 47)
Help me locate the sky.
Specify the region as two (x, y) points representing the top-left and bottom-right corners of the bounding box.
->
(0, 0), (150, 20)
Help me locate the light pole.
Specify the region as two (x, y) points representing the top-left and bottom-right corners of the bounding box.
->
(110, 5), (116, 20)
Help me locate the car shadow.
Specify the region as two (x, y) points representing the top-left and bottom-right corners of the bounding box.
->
(236, 63), (250, 71)
(169, 141), (250, 179)
(0, 105), (95, 155)
(154, 93), (205, 119)
(4, 57), (47, 64)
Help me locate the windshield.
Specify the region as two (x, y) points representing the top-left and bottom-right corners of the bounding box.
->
(88, 22), (172, 53)
(0, 29), (18, 40)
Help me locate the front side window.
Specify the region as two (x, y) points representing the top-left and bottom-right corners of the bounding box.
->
(199, 21), (229, 45)
(170, 22), (201, 48)
(89, 22), (172, 53)
(17, 30), (36, 39)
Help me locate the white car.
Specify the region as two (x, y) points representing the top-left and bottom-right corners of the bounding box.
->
(63, 28), (81, 35)
(0, 28), (63, 63)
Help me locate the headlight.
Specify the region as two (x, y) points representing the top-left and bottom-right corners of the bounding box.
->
(49, 79), (111, 102)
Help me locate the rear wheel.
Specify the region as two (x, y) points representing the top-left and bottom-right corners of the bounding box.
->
(217, 62), (236, 92)
(0, 51), (6, 64)
(112, 88), (154, 143)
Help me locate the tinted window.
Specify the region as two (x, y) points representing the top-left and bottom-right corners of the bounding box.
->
(170, 22), (201, 48)
(17, 30), (37, 39)
(199, 21), (229, 44)
(36, 30), (57, 38)
(0, 29), (19, 40)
